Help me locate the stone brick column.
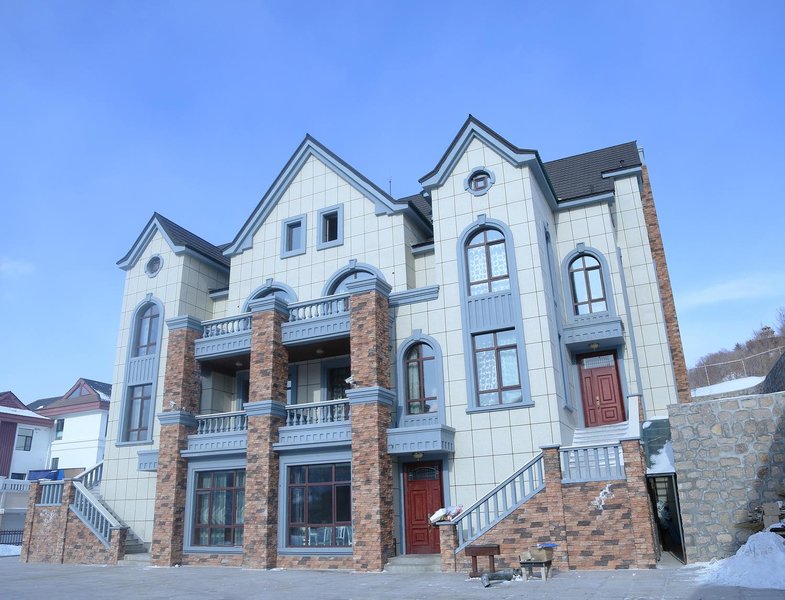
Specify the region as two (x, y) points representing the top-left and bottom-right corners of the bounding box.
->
(539, 445), (570, 571)
(620, 438), (657, 568)
(437, 523), (458, 572)
(640, 166), (690, 404)
(20, 481), (42, 563)
(243, 296), (289, 569)
(151, 316), (202, 567)
(347, 278), (394, 571)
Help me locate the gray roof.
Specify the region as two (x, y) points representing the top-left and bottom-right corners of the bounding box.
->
(153, 213), (230, 268)
(543, 142), (641, 202)
(82, 378), (113, 399)
(398, 193), (432, 221)
(26, 395), (60, 411)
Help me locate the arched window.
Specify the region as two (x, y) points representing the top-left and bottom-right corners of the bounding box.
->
(331, 269), (375, 294)
(466, 228), (510, 295)
(133, 304), (160, 356)
(404, 343), (437, 415)
(569, 254), (607, 315)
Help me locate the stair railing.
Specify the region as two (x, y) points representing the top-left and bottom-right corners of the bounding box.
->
(74, 461), (104, 490)
(70, 480), (122, 547)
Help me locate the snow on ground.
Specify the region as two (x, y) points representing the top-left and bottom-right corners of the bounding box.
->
(0, 545), (21, 557)
(647, 440), (675, 474)
(696, 531), (785, 590)
(691, 376), (764, 398)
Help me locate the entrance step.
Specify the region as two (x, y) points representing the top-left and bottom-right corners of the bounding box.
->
(385, 554), (441, 573)
(571, 422), (629, 447)
(118, 552), (151, 567)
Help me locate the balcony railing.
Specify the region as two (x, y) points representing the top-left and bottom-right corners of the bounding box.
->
(196, 411), (248, 435)
(74, 461), (103, 490)
(38, 481), (64, 506)
(285, 399), (351, 427)
(560, 444), (626, 483)
(202, 315), (252, 339)
(288, 294), (350, 322)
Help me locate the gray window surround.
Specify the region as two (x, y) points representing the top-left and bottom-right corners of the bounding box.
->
(117, 295), (164, 447)
(321, 356), (351, 402)
(242, 280), (298, 312)
(144, 254), (163, 278)
(277, 448), (353, 556)
(183, 456), (247, 554)
(457, 216), (533, 413)
(394, 457), (451, 555)
(316, 204), (344, 251)
(394, 331), (446, 427)
(560, 244), (617, 325)
(322, 260), (388, 296)
(281, 214), (307, 259)
(463, 166), (497, 197)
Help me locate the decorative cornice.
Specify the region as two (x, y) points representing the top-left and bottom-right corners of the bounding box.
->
(244, 400), (287, 419)
(165, 316), (203, 332)
(346, 386), (395, 406)
(388, 285), (439, 307)
(344, 278), (392, 298)
(601, 166), (643, 179)
(247, 296), (290, 316)
(158, 410), (198, 428)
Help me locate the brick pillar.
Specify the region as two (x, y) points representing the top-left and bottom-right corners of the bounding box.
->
(151, 316), (202, 567)
(539, 445), (570, 571)
(640, 166), (690, 404)
(20, 481), (42, 563)
(438, 523), (458, 572)
(620, 438), (657, 568)
(347, 278), (394, 571)
(243, 296), (289, 569)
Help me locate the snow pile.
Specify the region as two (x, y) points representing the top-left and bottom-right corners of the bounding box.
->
(691, 376), (764, 398)
(0, 545), (21, 557)
(647, 440), (676, 474)
(697, 531), (785, 590)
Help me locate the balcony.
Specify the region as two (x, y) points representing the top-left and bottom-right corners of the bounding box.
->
(182, 411), (248, 458)
(275, 399), (352, 451)
(194, 294), (352, 361)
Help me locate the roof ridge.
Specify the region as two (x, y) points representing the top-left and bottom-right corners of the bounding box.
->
(544, 141), (639, 165)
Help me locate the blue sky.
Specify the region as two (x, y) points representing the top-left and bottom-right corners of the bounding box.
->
(1, 1), (783, 402)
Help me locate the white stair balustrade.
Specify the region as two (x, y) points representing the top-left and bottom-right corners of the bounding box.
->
(70, 480), (123, 547)
(560, 444), (626, 483)
(74, 461), (104, 490)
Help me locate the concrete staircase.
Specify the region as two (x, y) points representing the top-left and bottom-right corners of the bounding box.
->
(570, 421), (629, 447)
(385, 554), (441, 573)
(118, 552), (151, 567)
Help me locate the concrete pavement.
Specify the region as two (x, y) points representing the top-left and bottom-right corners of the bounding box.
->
(0, 556), (780, 599)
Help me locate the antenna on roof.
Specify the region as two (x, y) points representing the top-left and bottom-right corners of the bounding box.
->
(389, 177), (392, 195)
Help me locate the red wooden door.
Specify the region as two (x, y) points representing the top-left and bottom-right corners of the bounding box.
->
(404, 462), (443, 554)
(579, 353), (625, 427)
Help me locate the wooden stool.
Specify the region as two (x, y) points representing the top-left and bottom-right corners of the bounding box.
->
(465, 544), (500, 578)
(520, 559), (552, 581)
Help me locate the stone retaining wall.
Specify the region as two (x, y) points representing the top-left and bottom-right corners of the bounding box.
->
(669, 391), (785, 562)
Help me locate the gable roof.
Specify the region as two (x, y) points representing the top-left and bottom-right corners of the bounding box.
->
(0, 391), (52, 424)
(224, 135), (410, 257)
(34, 378), (111, 418)
(0, 391), (28, 411)
(26, 395), (60, 411)
(543, 141), (641, 202)
(117, 212), (230, 272)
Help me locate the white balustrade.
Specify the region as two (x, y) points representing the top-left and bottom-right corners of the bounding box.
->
(202, 315), (251, 339)
(560, 444), (625, 483)
(196, 411), (248, 435)
(285, 399), (351, 427)
(71, 481), (121, 546)
(38, 481), (64, 505)
(288, 294), (350, 323)
(75, 461), (103, 490)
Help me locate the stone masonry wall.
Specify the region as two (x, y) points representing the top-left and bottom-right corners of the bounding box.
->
(640, 165), (690, 404)
(669, 391), (785, 562)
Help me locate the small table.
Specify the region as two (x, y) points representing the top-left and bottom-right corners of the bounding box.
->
(520, 559), (552, 581)
(465, 544), (500, 578)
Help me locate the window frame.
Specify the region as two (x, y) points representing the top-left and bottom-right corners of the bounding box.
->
(569, 254), (608, 316)
(192, 468), (245, 549)
(472, 330), (523, 407)
(395, 332), (446, 426)
(464, 166), (496, 197)
(124, 384), (153, 442)
(560, 246), (616, 324)
(281, 214), (307, 258)
(15, 427), (33, 451)
(404, 343), (437, 416)
(132, 303), (161, 358)
(321, 357), (351, 402)
(465, 228), (511, 296)
(316, 204), (344, 251)
(55, 419), (65, 441)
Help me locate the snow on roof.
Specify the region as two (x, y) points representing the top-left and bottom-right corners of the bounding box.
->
(696, 531), (785, 590)
(647, 440), (675, 475)
(691, 376), (765, 398)
(0, 405), (51, 421)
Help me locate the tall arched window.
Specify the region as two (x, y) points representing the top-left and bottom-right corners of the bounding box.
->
(331, 269), (375, 294)
(466, 228), (510, 295)
(404, 343), (437, 415)
(133, 304), (160, 356)
(569, 254), (607, 315)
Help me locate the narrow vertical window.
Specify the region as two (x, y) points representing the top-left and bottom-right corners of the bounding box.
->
(569, 254), (607, 315)
(466, 229), (510, 295)
(473, 330), (522, 406)
(55, 419), (65, 440)
(133, 304), (160, 357)
(317, 205), (344, 250)
(281, 215), (307, 258)
(405, 343), (437, 415)
(125, 384), (152, 442)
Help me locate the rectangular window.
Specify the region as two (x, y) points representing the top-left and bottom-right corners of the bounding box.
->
(281, 214), (307, 258)
(124, 384), (152, 442)
(287, 463), (352, 547)
(55, 419), (65, 440)
(473, 330), (523, 407)
(326, 365), (351, 401)
(316, 205), (343, 250)
(15, 427), (33, 451)
(51, 457), (59, 470)
(193, 469), (245, 547)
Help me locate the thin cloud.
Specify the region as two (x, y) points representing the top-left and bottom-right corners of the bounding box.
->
(0, 257), (35, 276)
(678, 275), (783, 311)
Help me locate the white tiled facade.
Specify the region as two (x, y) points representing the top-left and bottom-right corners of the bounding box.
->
(103, 120), (681, 546)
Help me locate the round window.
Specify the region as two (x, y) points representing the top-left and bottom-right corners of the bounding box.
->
(145, 255), (163, 277)
(464, 167), (496, 196)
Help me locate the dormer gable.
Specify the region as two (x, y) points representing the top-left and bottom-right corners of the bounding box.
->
(224, 135), (413, 257)
(116, 212), (229, 272)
